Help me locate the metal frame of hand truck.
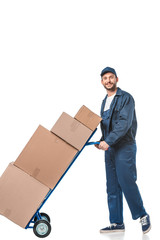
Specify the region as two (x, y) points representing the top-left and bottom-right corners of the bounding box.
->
(25, 128), (99, 237)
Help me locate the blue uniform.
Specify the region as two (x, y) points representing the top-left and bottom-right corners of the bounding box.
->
(100, 87), (147, 224)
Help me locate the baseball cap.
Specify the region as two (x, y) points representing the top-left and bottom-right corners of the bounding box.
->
(100, 67), (117, 78)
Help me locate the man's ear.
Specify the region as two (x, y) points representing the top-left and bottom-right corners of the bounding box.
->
(116, 77), (119, 83)
(101, 79), (103, 85)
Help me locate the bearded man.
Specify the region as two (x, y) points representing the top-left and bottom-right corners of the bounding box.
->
(95, 67), (151, 234)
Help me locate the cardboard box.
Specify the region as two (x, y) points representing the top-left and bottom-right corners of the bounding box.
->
(0, 163), (49, 228)
(51, 112), (93, 151)
(14, 125), (78, 189)
(74, 105), (102, 131)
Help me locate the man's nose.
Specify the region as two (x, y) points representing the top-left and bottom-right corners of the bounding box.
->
(106, 79), (111, 83)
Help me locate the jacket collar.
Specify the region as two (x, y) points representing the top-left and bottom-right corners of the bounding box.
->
(103, 87), (122, 101)
(101, 87), (122, 117)
(115, 87), (122, 96)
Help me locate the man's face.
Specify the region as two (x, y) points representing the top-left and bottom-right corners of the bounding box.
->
(101, 72), (118, 91)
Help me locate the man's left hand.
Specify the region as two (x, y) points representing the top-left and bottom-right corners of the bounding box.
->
(99, 141), (109, 151)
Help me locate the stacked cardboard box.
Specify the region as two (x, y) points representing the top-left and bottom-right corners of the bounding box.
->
(0, 163), (49, 228)
(50, 112), (93, 150)
(14, 125), (78, 189)
(0, 105), (102, 228)
(74, 105), (102, 131)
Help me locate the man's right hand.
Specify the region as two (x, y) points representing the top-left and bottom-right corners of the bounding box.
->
(94, 144), (100, 149)
(94, 141), (109, 151)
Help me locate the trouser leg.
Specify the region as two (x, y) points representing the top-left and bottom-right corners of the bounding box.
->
(115, 143), (147, 220)
(105, 148), (123, 224)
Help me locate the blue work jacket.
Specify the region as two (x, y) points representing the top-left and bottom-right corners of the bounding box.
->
(100, 87), (137, 146)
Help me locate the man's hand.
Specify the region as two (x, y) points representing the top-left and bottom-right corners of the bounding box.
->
(94, 141), (109, 151)
(94, 144), (100, 149)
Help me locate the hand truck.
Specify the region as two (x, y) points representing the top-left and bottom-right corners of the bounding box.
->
(25, 129), (99, 238)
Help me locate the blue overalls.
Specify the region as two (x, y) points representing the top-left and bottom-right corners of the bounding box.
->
(101, 99), (147, 224)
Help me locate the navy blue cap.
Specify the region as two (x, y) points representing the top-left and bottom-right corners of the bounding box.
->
(100, 67), (117, 78)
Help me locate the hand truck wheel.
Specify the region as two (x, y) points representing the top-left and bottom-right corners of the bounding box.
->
(34, 212), (51, 223)
(33, 219), (51, 238)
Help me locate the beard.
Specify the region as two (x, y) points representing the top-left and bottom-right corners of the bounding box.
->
(103, 82), (117, 91)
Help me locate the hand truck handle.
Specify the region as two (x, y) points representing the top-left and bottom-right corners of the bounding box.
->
(86, 141), (100, 146)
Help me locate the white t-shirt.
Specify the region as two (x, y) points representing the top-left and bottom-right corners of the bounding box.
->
(104, 93), (116, 111)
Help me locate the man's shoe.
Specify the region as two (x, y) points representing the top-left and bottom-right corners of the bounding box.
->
(100, 223), (125, 233)
(140, 214), (151, 234)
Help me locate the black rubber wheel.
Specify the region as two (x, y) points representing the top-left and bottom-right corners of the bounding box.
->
(34, 212), (51, 223)
(33, 219), (51, 238)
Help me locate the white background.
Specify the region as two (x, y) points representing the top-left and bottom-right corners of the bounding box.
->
(0, 1), (159, 240)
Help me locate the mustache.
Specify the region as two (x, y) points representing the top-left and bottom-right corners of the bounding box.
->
(106, 82), (113, 84)
(103, 82), (117, 91)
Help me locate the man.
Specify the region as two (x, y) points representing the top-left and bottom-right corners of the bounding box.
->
(95, 67), (151, 234)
